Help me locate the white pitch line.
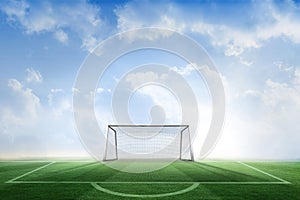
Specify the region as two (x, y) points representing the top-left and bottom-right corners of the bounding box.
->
(7, 181), (93, 184)
(0, 160), (94, 163)
(91, 182), (199, 198)
(6, 181), (291, 185)
(6, 161), (56, 183)
(0, 161), (51, 163)
(237, 161), (291, 184)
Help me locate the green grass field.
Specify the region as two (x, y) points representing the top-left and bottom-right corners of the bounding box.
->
(0, 160), (299, 199)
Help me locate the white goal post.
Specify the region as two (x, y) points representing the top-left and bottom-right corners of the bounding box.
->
(103, 124), (194, 161)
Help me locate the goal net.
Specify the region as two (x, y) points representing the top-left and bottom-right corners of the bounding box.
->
(103, 125), (194, 161)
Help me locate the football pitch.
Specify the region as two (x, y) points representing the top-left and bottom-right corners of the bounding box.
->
(0, 160), (299, 199)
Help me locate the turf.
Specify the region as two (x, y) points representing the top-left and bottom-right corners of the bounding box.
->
(0, 160), (299, 199)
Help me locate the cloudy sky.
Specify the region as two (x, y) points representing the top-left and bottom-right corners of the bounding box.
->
(1, 0), (300, 160)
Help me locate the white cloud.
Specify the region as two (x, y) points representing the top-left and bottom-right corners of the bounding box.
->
(239, 71), (300, 109)
(256, 5), (300, 44)
(114, 1), (259, 55)
(3, 0), (299, 55)
(0, 78), (85, 158)
(170, 63), (196, 76)
(243, 89), (260, 97)
(294, 68), (300, 85)
(138, 85), (181, 123)
(114, 1), (182, 32)
(207, 59), (300, 159)
(96, 87), (104, 93)
(26, 67), (43, 83)
(4, 79), (41, 126)
(262, 78), (300, 108)
(114, 1), (182, 41)
(195, 2), (300, 56)
(1, 0), (300, 160)
(159, 15), (186, 33)
(48, 88), (62, 106)
(211, 69), (300, 159)
(1, 0), (103, 51)
(81, 35), (98, 52)
(51, 88), (63, 93)
(0, 0), (29, 22)
(114, 1), (300, 56)
(54, 29), (68, 44)
(8, 78), (23, 90)
(240, 57), (254, 67)
(191, 23), (260, 56)
(274, 61), (294, 72)
(47, 89), (71, 117)
(125, 71), (166, 88)
(124, 71), (182, 123)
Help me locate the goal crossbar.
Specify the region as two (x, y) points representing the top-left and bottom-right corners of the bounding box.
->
(108, 124), (189, 128)
(103, 124), (194, 162)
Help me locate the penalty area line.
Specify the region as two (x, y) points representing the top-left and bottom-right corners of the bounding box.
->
(237, 161), (291, 184)
(6, 161), (56, 183)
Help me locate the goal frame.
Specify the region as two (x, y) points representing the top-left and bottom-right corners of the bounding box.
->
(103, 124), (194, 162)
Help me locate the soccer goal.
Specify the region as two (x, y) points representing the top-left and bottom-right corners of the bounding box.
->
(103, 124), (194, 161)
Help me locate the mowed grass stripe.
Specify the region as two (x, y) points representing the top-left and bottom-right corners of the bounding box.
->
(8, 181), (291, 184)
(1, 161), (299, 200)
(4, 161), (286, 183)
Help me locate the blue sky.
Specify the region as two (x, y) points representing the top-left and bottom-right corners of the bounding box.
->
(1, 0), (300, 160)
